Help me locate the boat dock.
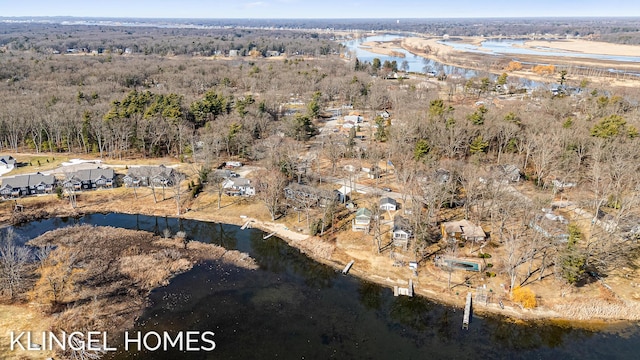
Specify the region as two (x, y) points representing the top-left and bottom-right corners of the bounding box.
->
(462, 292), (472, 329)
(394, 279), (414, 297)
(263, 232), (276, 240)
(240, 220), (252, 230)
(342, 260), (355, 275)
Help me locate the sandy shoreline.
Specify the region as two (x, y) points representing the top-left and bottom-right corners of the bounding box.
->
(392, 36), (640, 87)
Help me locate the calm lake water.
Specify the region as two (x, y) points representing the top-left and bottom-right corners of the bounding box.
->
(8, 213), (640, 359)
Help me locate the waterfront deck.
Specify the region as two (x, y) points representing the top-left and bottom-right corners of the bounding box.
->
(394, 279), (414, 297)
(463, 292), (472, 329)
(342, 260), (355, 275)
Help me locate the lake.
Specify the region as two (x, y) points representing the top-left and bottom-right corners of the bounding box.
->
(7, 213), (640, 359)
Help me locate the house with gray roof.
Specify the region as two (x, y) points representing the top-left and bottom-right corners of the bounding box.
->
(63, 167), (115, 190)
(392, 215), (413, 249)
(123, 165), (175, 188)
(0, 173), (55, 197)
(379, 197), (397, 211)
(223, 177), (255, 196)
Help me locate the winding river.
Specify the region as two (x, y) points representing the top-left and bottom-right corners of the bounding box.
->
(6, 213), (640, 359)
(343, 34), (640, 83)
(343, 34), (478, 78)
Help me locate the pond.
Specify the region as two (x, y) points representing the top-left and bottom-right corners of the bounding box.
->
(7, 213), (640, 359)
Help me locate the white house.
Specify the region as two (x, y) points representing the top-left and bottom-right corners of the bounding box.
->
(379, 197), (397, 211)
(223, 177), (255, 196)
(344, 115), (363, 123)
(0, 155), (16, 171)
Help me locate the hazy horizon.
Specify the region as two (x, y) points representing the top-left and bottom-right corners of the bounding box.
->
(1, 0), (639, 19)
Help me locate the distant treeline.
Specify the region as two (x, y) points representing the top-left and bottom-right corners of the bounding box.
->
(2, 17), (640, 44)
(0, 23), (341, 56)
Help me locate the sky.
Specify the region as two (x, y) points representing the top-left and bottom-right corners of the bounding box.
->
(1, 0), (640, 19)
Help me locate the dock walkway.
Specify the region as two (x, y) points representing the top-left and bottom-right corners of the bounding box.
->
(462, 292), (472, 329)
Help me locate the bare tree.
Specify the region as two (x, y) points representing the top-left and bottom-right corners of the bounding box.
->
(0, 229), (31, 299)
(255, 170), (288, 221)
(170, 172), (186, 216)
(207, 171), (227, 210)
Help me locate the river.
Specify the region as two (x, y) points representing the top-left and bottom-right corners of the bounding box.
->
(342, 34), (478, 78)
(441, 38), (640, 63)
(7, 213), (640, 359)
(343, 34), (640, 83)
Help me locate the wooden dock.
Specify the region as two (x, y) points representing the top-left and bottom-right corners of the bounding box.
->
(342, 260), (355, 275)
(462, 292), (472, 330)
(394, 279), (414, 297)
(240, 220), (252, 230)
(263, 232), (276, 240)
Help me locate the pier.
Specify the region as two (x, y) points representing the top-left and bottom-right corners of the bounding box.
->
(342, 260), (355, 275)
(462, 292), (472, 329)
(240, 220), (252, 230)
(393, 279), (414, 297)
(263, 232), (276, 239)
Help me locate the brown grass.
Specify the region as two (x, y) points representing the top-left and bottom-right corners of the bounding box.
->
(12, 224), (257, 359)
(0, 304), (56, 360)
(553, 300), (640, 321)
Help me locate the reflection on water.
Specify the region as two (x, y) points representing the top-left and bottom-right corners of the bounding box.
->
(8, 214), (640, 359)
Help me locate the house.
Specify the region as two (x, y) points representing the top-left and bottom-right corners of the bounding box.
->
(415, 169), (451, 184)
(124, 165), (175, 187)
(0, 173), (55, 197)
(225, 161), (243, 168)
(344, 115), (363, 123)
(212, 169), (239, 179)
(392, 215), (412, 249)
(266, 50), (280, 57)
(529, 211), (569, 241)
(441, 220), (486, 242)
(352, 207), (372, 232)
(552, 179), (577, 189)
(63, 168), (115, 190)
(284, 183), (337, 207)
(0, 155), (16, 170)
(223, 177), (255, 196)
(361, 165), (381, 179)
(378, 110), (391, 119)
(228, 49), (240, 57)
(379, 197), (397, 211)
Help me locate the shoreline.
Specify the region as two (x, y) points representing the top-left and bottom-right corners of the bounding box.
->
(392, 36), (640, 88)
(1, 176), (637, 327)
(5, 200), (634, 328)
